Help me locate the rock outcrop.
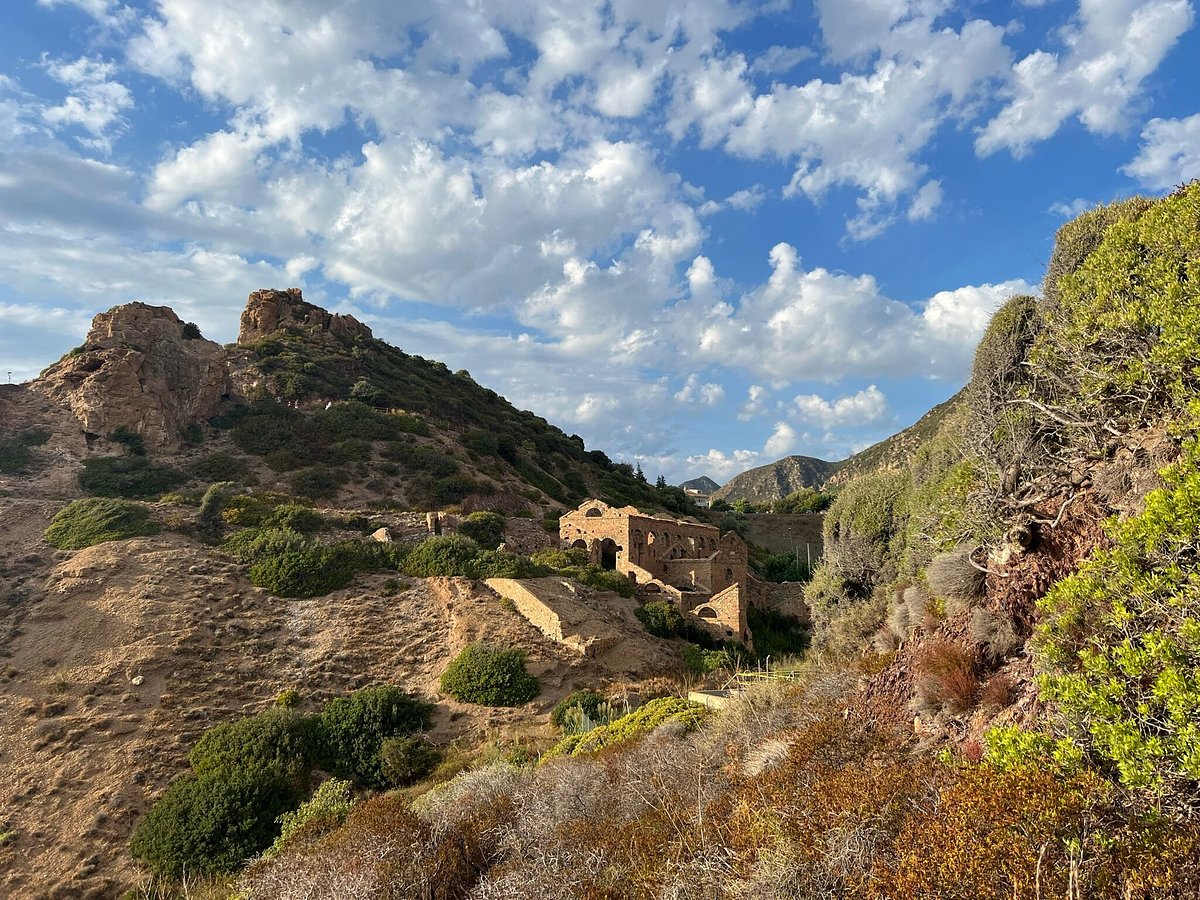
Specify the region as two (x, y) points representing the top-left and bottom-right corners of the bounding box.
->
(237, 288), (372, 345)
(34, 303), (230, 450)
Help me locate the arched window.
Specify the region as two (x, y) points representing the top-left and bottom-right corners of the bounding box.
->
(697, 606), (718, 619)
(725, 567), (734, 582)
(585, 507), (603, 517)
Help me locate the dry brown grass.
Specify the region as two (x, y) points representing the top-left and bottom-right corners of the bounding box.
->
(911, 639), (978, 717)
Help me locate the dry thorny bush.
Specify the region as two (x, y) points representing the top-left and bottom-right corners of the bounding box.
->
(240, 662), (1200, 900)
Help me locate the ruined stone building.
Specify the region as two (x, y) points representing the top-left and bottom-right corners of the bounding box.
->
(559, 499), (764, 646)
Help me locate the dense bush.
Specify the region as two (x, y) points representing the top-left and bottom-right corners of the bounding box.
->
(227, 526), (394, 597)
(757, 548), (811, 582)
(439, 644), (539, 706)
(771, 488), (836, 514)
(108, 425), (146, 456)
(458, 510), (505, 548)
(746, 606), (809, 660)
(0, 427), (50, 474)
(634, 600), (684, 638)
(197, 481), (236, 537)
(129, 770), (298, 878)
(402, 535), (482, 577)
(189, 707), (316, 783)
(44, 497), (159, 549)
(380, 735), (441, 786)
(79, 455), (184, 498)
(189, 452), (256, 485)
(318, 686), (435, 788)
(261, 503), (324, 534)
(220, 492), (297, 527)
(289, 466), (349, 499)
(1042, 195), (1152, 307)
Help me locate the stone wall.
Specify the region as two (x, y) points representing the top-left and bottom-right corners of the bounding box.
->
(743, 513), (825, 558)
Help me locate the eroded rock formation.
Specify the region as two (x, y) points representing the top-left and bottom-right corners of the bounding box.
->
(34, 303), (230, 450)
(237, 287), (372, 345)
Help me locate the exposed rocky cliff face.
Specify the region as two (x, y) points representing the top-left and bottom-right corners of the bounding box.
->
(237, 287), (373, 346)
(33, 303), (231, 450)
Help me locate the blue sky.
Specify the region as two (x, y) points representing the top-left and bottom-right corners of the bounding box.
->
(1, 0), (1198, 484)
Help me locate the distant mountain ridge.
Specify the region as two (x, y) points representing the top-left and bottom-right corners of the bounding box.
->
(680, 476), (721, 493)
(711, 455), (840, 504)
(712, 391), (967, 504)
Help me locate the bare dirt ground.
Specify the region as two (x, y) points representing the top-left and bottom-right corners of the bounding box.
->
(0, 503), (677, 899)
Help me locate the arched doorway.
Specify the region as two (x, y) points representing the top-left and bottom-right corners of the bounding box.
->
(600, 538), (619, 570)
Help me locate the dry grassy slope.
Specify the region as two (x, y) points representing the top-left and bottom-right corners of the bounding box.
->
(825, 389), (965, 489)
(0, 496), (678, 900)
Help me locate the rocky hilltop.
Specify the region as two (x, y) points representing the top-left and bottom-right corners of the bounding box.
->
(237, 287), (373, 345)
(33, 303), (231, 451)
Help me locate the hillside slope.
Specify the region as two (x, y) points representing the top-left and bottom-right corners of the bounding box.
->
(234, 185), (1200, 899)
(23, 289), (692, 518)
(711, 455), (839, 503)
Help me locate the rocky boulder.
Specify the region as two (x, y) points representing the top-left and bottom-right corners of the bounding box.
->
(34, 303), (230, 450)
(237, 288), (373, 345)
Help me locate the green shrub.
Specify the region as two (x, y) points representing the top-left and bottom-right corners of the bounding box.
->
(79, 456), (184, 498)
(331, 438), (372, 463)
(771, 488), (837, 514)
(1036, 439), (1200, 809)
(758, 549), (811, 582)
(228, 527), (395, 597)
(681, 643), (738, 674)
(471, 549), (543, 579)
(265, 777), (355, 858)
(402, 535), (481, 577)
(458, 511), (505, 549)
(44, 498), (159, 549)
(530, 547), (589, 569)
(108, 425), (146, 456)
(635, 600), (685, 638)
(429, 474), (477, 505)
(196, 481), (236, 537)
(317, 400), (425, 441)
(289, 466), (348, 499)
(380, 735), (441, 786)
(189, 452), (256, 485)
(181, 321), (202, 340)
(317, 686), (435, 788)
(190, 707), (317, 783)
(550, 690), (606, 730)
(0, 428), (46, 474)
(221, 492), (297, 527)
(1042, 195), (1152, 306)
(129, 770), (298, 878)
(439, 643), (540, 706)
(384, 441), (459, 477)
(261, 503), (324, 534)
(249, 544), (345, 597)
(746, 606), (809, 660)
(543, 697), (706, 759)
